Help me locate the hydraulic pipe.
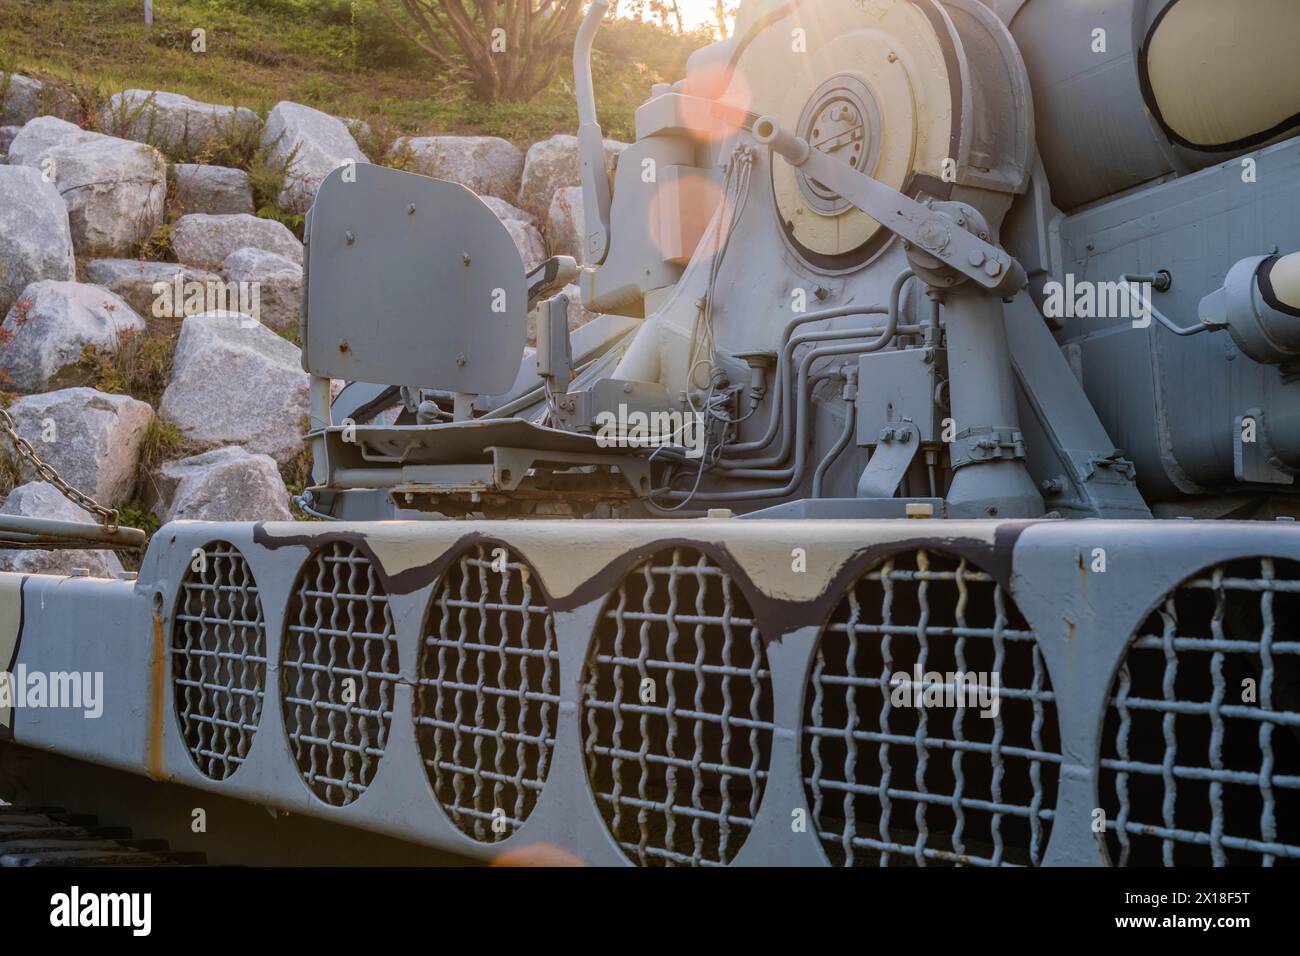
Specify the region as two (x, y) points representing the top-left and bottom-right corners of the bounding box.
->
(720, 270), (913, 462)
(812, 376), (857, 497)
(655, 333), (901, 502)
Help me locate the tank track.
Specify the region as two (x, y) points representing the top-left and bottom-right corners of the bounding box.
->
(0, 804), (206, 867)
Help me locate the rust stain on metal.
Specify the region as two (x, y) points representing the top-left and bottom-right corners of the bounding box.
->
(148, 609), (165, 780)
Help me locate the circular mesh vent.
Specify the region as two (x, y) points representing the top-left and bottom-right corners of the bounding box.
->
(580, 547), (775, 866)
(802, 549), (1062, 866)
(414, 544), (560, 842)
(281, 541), (399, 806)
(1100, 557), (1300, 866)
(172, 541), (266, 781)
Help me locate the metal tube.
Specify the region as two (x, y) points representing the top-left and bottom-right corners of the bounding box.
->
(1120, 275), (1215, 336)
(752, 115), (811, 165)
(720, 333), (897, 481)
(574, 0), (613, 264)
(574, 1), (608, 138)
(655, 331), (900, 502)
(719, 303), (885, 456)
(0, 515), (145, 550)
(812, 396), (856, 498)
(721, 269), (913, 461)
(942, 284), (1044, 518)
(308, 374), (332, 487)
(654, 371), (842, 503)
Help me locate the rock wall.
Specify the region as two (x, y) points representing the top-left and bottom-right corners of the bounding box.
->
(0, 73), (626, 574)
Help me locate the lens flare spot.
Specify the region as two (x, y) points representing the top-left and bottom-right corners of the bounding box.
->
(647, 171), (727, 265)
(678, 62), (753, 143)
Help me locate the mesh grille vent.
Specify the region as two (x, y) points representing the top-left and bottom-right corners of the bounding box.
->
(282, 541), (399, 806)
(1100, 557), (1300, 866)
(581, 547), (775, 866)
(801, 549), (1062, 866)
(415, 544), (560, 842)
(172, 541), (266, 781)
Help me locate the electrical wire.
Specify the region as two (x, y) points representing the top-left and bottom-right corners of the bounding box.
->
(687, 144), (755, 390)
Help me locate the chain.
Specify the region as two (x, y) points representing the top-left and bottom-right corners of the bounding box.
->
(0, 407), (120, 527)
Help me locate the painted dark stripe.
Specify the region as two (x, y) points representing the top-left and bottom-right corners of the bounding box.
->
(1258, 255), (1300, 319)
(254, 522), (1039, 647)
(724, 0), (807, 77)
(3, 576), (24, 674)
(1137, 0), (1300, 153)
(914, 0), (966, 170)
(0, 575), (30, 741)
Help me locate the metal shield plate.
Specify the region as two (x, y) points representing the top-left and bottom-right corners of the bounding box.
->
(304, 164), (527, 394)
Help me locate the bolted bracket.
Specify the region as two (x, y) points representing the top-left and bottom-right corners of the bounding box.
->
(856, 421), (922, 499)
(949, 425), (1027, 471)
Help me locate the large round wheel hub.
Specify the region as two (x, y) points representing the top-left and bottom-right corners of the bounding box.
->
(796, 75), (882, 217)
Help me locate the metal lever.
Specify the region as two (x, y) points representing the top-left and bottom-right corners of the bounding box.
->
(752, 115), (1028, 297)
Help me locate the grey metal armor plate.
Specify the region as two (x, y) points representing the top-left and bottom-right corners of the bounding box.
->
(304, 164), (527, 395)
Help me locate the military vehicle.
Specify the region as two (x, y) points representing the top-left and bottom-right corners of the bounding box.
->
(1, 0), (1298, 867)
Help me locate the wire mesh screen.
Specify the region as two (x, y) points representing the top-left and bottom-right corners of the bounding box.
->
(581, 547), (775, 866)
(414, 544), (560, 843)
(802, 549), (1062, 866)
(281, 541), (399, 807)
(172, 541), (266, 781)
(1099, 557), (1300, 866)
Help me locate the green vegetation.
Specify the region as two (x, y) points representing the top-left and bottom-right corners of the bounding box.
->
(0, 0), (707, 142)
(117, 505), (162, 538)
(66, 325), (179, 408)
(137, 418), (198, 479)
(0, 448), (20, 500)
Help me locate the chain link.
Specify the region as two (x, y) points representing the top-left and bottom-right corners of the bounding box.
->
(0, 407), (120, 526)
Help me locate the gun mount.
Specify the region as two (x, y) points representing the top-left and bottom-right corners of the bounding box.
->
(296, 0), (1300, 525)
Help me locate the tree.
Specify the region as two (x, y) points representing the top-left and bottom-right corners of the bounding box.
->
(647, 1), (683, 32)
(713, 1), (730, 39)
(373, 1), (587, 102)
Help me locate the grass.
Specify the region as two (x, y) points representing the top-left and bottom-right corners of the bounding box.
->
(0, 450), (20, 501)
(0, 0), (706, 144)
(137, 417), (200, 484)
(117, 417), (200, 557)
(65, 327), (179, 408)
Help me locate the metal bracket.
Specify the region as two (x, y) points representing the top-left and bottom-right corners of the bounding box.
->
(488, 446), (651, 498)
(950, 425), (1027, 470)
(1234, 408), (1295, 486)
(1078, 449), (1138, 484)
(856, 421), (921, 498)
(527, 256), (579, 309)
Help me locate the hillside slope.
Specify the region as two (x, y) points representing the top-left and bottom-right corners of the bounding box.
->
(0, 0), (706, 144)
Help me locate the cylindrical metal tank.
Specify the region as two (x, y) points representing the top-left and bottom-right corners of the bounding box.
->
(1008, 0), (1300, 211)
